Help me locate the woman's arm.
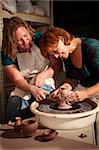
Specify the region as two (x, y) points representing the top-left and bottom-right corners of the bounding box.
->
(34, 67), (54, 87)
(86, 82), (99, 97)
(66, 82), (99, 102)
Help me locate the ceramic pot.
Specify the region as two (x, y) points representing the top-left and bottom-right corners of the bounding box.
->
(21, 119), (38, 137)
(14, 117), (22, 132)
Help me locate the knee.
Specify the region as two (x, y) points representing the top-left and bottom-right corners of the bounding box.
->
(7, 96), (22, 107)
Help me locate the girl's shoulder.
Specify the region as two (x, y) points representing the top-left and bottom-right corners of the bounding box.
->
(1, 51), (16, 66)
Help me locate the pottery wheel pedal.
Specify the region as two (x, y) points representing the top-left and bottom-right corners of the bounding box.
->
(35, 129), (58, 142)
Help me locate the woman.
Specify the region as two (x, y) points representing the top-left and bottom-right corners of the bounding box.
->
(1, 17), (61, 124)
(40, 27), (99, 102)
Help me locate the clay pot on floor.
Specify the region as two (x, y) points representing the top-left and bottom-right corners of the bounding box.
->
(14, 117), (22, 132)
(21, 119), (38, 137)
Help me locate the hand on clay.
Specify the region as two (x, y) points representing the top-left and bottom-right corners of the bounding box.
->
(60, 83), (72, 91)
(30, 85), (49, 101)
(66, 89), (88, 102)
(48, 88), (60, 101)
(48, 83), (72, 101)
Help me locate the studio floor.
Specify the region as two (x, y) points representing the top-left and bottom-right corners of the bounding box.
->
(0, 123), (99, 150)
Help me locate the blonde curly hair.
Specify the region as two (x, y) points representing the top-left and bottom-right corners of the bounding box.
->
(2, 16), (35, 60)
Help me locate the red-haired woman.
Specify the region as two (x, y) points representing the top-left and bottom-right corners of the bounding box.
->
(40, 27), (99, 102)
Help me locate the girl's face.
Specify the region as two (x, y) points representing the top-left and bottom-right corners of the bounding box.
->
(15, 27), (32, 52)
(48, 39), (70, 59)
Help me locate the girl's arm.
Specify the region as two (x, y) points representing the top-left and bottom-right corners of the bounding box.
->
(3, 65), (49, 101)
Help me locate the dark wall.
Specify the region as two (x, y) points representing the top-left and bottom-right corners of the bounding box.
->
(53, 1), (99, 39)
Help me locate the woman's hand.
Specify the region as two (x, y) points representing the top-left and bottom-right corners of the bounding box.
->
(49, 88), (60, 100)
(29, 85), (49, 102)
(60, 83), (72, 91)
(66, 89), (88, 102)
(49, 83), (72, 100)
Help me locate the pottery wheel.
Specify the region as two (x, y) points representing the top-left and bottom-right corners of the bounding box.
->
(38, 99), (94, 114)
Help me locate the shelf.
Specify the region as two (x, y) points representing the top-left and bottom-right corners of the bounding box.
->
(1, 10), (51, 25)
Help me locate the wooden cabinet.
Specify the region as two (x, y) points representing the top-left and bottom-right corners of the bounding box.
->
(0, 0), (53, 123)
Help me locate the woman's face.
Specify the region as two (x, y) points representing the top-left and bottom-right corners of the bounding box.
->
(48, 39), (70, 59)
(15, 26), (32, 52)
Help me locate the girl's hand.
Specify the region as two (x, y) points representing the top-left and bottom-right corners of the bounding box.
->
(29, 85), (49, 101)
